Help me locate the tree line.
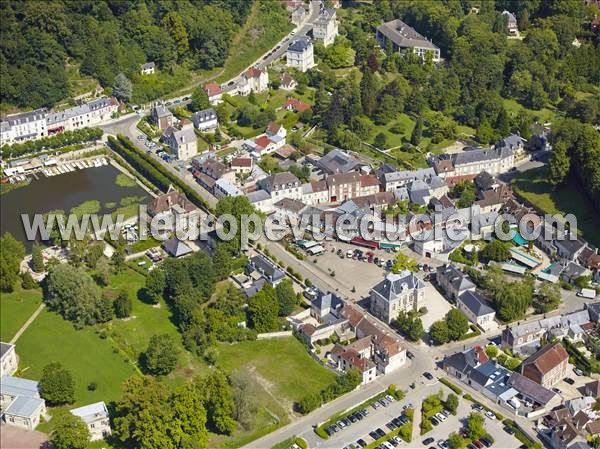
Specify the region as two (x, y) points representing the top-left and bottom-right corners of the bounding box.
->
(1, 128), (103, 159)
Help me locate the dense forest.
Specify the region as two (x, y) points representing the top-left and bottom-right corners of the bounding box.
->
(0, 0), (259, 108)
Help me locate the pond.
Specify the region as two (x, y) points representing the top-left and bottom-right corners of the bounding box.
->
(1, 165), (148, 250)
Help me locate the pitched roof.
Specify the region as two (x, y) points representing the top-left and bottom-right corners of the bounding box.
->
(371, 270), (424, 303)
(317, 149), (363, 174)
(443, 347), (488, 376)
(584, 380), (600, 397)
(162, 238), (193, 257)
(360, 174), (380, 188)
(521, 342), (569, 376)
(248, 254), (285, 282)
(458, 291), (495, 317)
(0, 375), (40, 398)
(283, 97), (311, 113)
(311, 291), (343, 313)
(148, 186), (199, 215)
(508, 372), (557, 405)
(244, 67), (265, 79)
(274, 197), (306, 214)
(231, 157), (252, 168)
(70, 401), (109, 424)
(0, 342), (14, 359)
(4, 395), (44, 418)
(377, 19), (439, 51)
(204, 82), (222, 96)
(260, 171), (300, 192)
(452, 146), (513, 166)
(266, 121), (282, 135)
(288, 37), (312, 53)
(327, 171), (360, 187)
(437, 264), (476, 293)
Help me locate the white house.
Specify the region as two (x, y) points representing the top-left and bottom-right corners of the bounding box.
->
(0, 109), (48, 145)
(313, 7), (338, 46)
(70, 401), (112, 441)
(0, 343), (18, 377)
(1, 376), (46, 431)
(140, 62), (156, 75)
(238, 67), (269, 95)
(501, 11), (519, 36)
(46, 97), (118, 135)
(192, 108), (218, 132)
(204, 83), (223, 104)
(376, 19), (441, 62)
(457, 291), (496, 331)
(369, 271), (426, 323)
(214, 178), (243, 198)
(163, 123), (198, 160)
(286, 37), (315, 72)
(258, 171), (303, 201)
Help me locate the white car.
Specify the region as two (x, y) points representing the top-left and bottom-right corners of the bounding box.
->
(438, 440), (449, 449)
(383, 443), (394, 449)
(435, 412), (447, 422)
(485, 411), (496, 420)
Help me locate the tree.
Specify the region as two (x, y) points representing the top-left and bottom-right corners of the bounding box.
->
(411, 118), (423, 145)
(50, 410), (90, 449)
(275, 279), (296, 317)
(448, 432), (464, 449)
(408, 317), (424, 342)
(40, 362), (75, 405)
(85, 241), (104, 269)
(247, 285), (279, 332)
(143, 334), (180, 376)
(113, 376), (178, 449)
(445, 393), (459, 415)
(298, 391), (321, 414)
(31, 243), (44, 272)
(45, 263), (104, 328)
(534, 282), (561, 313)
(191, 86), (210, 112)
(446, 309), (469, 340)
(213, 243), (233, 281)
(171, 383), (208, 448)
(145, 268), (166, 304)
(429, 320), (450, 345)
(466, 412), (486, 440)
(110, 240), (126, 273)
(392, 252), (418, 273)
(548, 141), (571, 185)
(114, 289), (132, 318)
(95, 257), (110, 287)
(0, 233), (25, 292)
(21, 271), (38, 290)
(198, 370), (237, 435)
(482, 240), (511, 262)
(113, 73), (132, 102)
(374, 132), (387, 148)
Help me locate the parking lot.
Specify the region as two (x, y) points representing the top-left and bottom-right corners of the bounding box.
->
(419, 283), (453, 331)
(313, 395), (413, 449)
(417, 397), (521, 449)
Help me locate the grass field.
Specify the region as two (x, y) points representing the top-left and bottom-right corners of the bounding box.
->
(502, 97), (558, 124)
(16, 308), (137, 406)
(0, 287), (43, 342)
(512, 166), (600, 247)
(216, 337), (336, 404)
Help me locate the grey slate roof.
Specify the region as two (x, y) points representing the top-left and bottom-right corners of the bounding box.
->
(437, 264), (475, 293)
(452, 146), (513, 166)
(246, 190), (271, 203)
(259, 172), (300, 192)
(371, 270), (424, 302)
(4, 395), (44, 418)
(1, 109), (47, 126)
(317, 149), (363, 174)
(377, 19), (439, 51)
(384, 167), (436, 185)
(70, 401), (109, 424)
(458, 291), (495, 317)
(192, 108), (216, 125)
(248, 255), (285, 283)
(162, 238), (193, 257)
(496, 134), (524, 151)
(508, 372), (557, 405)
(312, 291), (343, 313)
(443, 348), (481, 376)
(0, 376), (40, 398)
(288, 37), (312, 53)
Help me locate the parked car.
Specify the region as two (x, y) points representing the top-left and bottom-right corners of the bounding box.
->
(473, 404), (484, 411)
(376, 428), (385, 438)
(574, 368), (584, 376)
(552, 387), (562, 395)
(369, 431), (379, 440)
(503, 426), (514, 435)
(442, 409), (451, 417)
(357, 439), (367, 448)
(423, 372), (434, 380)
(430, 417), (439, 426)
(437, 440), (449, 449)
(564, 377), (575, 385)
(479, 437), (492, 447)
(435, 412), (446, 422)
(485, 411), (496, 420)
(386, 395), (394, 402)
(423, 438), (435, 445)
(407, 351), (415, 359)
(472, 440), (483, 449)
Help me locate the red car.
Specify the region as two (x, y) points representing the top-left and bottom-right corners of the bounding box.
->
(473, 441), (483, 449)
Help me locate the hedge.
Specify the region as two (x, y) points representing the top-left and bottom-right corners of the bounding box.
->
(439, 377), (463, 395)
(108, 135), (209, 211)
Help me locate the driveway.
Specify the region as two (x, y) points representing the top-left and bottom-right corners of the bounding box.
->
(0, 424), (49, 449)
(420, 283), (453, 331)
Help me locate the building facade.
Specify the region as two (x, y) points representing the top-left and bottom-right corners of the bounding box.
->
(286, 37), (315, 72)
(313, 7), (338, 46)
(376, 19), (441, 62)
(369, 271), (426, 323)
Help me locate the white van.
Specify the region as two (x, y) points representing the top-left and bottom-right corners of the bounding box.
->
(577, 288), (596, 299)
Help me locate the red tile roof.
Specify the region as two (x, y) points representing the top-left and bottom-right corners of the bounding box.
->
(244, 67), (264, 79)
(204, 83), (222, 96)
(283, 97), (311, 113)
(231, 157), (252, 167)
(360, 174), (380, 188)
(254, 135), (272, 149)
(522, 342), (568, 376)
(266, 121), (282, 135)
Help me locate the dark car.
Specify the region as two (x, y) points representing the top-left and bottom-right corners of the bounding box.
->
(473, 404), (484, 411)
(407, 351), (415, 359)
(479, 437), (492, 447)
(423, 438), (435, 445)
(423, 372), (434, 380)
(430, 417), (439, 426)
(376, 428), (385, 438)
(564, 377), (575, 385)
(387, 422), (397, 431)
(503, 426), (514, 435)
(357, 439), (367, 448)
(467, 445), (478, 449)
(349, 414), (357, 423)
(473, 440), (483, 449)
(369, 431), (379, 440)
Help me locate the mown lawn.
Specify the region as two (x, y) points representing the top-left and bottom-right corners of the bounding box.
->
(0, 287), (43, 342)
(16, 308), (137, 406)
(512, 166), (600, 247)
(215, 337), (336, 403)
(502, 97), (558, 124)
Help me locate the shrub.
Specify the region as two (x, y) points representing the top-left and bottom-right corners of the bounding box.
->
(440, 377), (463, 395)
